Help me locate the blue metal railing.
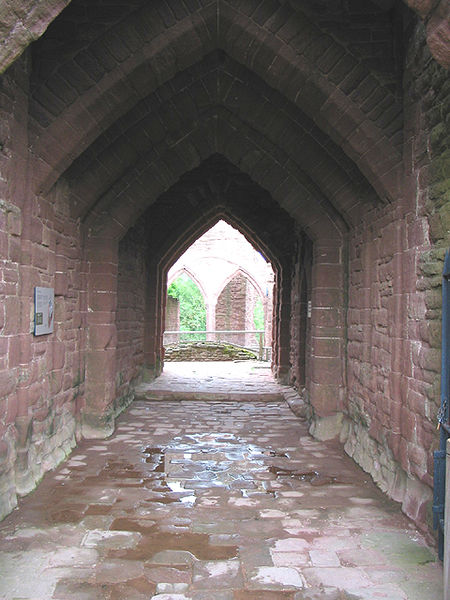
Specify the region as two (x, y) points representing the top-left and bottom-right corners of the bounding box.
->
(433, 248), (450, 560)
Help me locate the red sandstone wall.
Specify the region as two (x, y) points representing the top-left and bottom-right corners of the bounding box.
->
(216, 273), (247, 346)
(344, 23), (448, 529)
(116, 230), (146, 409)
(244, 279), (259, 348)
(345, 202), (434, 523)
(0, 54), (85, 519)
(0, 55), (30, 518)
(289, 235), (312, 390)
(0, 4), (447, 541)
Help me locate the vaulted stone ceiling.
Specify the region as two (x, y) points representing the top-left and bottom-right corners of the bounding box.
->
(138, 154), (298, 270)
(2, 0), (448, 74)
(65, 52), (376, 233)
(19, 0), (418, 244)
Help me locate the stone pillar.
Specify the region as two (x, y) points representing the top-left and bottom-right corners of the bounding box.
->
(165, 296), (180, 332)
(308, 241), (346, 439)
(289, 251), (310, 389)
(276, 261), (292, 383)
(156, 267), (166, 372)
(271, 270), (280, 374)
(244, 281), (257, 348)
(82, 236), (118, 438)
(264, 285), (274, 360)
(143, 261), (164, 380)
(206, 300), (216, 340)
(216, 275), (247, 346)
(445, 437), (450, 600)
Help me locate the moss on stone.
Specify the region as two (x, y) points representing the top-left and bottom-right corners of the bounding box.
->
(419, 260), (443, 277)
(164, 341), (258, 362)
(362, 531), (436, 567)
(430, 122), (446, 148)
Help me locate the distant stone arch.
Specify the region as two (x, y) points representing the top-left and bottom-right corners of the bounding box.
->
(215, 268), (269, 349)
(216, 267), (267, 307)
(166, 220), (275, 348)
(164, 268), (208, 344)
(167, 267), (208, 305)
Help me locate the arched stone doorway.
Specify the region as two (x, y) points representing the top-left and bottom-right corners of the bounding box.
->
(166, 220), (274, 352)
(165, 269), (208, 343)
(215, 269), (268, 350)
(95, 151), (346, 445)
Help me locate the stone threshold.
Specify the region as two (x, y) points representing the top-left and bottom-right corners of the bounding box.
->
(133, 382), (309, 414)
(133, 386), (284, 402)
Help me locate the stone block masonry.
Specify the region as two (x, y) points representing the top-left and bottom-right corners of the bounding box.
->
(216, 273), (249, 346)
(116, 228), (147, 414)
(0, 56), (84, 519)
(165, 295), (180, 333)
(0, 1), (448, 555)
(338, 25), (450, 532)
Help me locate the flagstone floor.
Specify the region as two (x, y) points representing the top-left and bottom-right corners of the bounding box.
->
(0, 363), (443, 599)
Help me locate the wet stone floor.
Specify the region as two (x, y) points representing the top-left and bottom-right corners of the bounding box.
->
(0, 399), (443, 599)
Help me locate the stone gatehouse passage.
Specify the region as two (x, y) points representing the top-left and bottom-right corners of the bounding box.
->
(0, 0), (449, 595)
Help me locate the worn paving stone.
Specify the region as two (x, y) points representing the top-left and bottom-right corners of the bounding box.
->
(246, 566), (307, 589)
(149, 551), (198, 566)
(81, 529), (141, 549)
(271, 551), (311, 567)
(0, 363), (442, 599)
(303, 566), (372, 589)
(192, 558), (242, 589)
(150, 595), (191, 600)
(156, 582), (190, 594)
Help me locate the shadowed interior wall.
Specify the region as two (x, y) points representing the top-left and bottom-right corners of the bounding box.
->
(116, 226), (146, 411)
(290, 233), (312, 392)
(0, 54), (85, 518)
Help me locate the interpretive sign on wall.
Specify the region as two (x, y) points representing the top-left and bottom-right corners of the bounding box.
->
(34, 287), (54, 336)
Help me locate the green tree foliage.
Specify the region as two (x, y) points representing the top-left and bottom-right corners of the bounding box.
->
(253, 296), (264, 330)
(167, 275), (206, 335)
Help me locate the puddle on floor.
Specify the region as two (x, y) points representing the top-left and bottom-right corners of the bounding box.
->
(8, 429), (357, 567)
(139, 434), (270, 497)
(135, 433), (348, 505)
(108, 527), (239, 561)
(269, 466), (351, 486)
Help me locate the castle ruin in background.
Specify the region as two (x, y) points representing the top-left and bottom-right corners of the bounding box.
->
(165, 220), (274, 353)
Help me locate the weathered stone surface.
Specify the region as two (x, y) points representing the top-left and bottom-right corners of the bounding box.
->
(0, 1), (70, 73)
(405, 0), (450, 68)
(309, 413), (345, 442)
(164, 342), (258, 362)
(0, 0), (447, 550)
(343, 416), (433, 528)
(0, 393), (442, 599)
